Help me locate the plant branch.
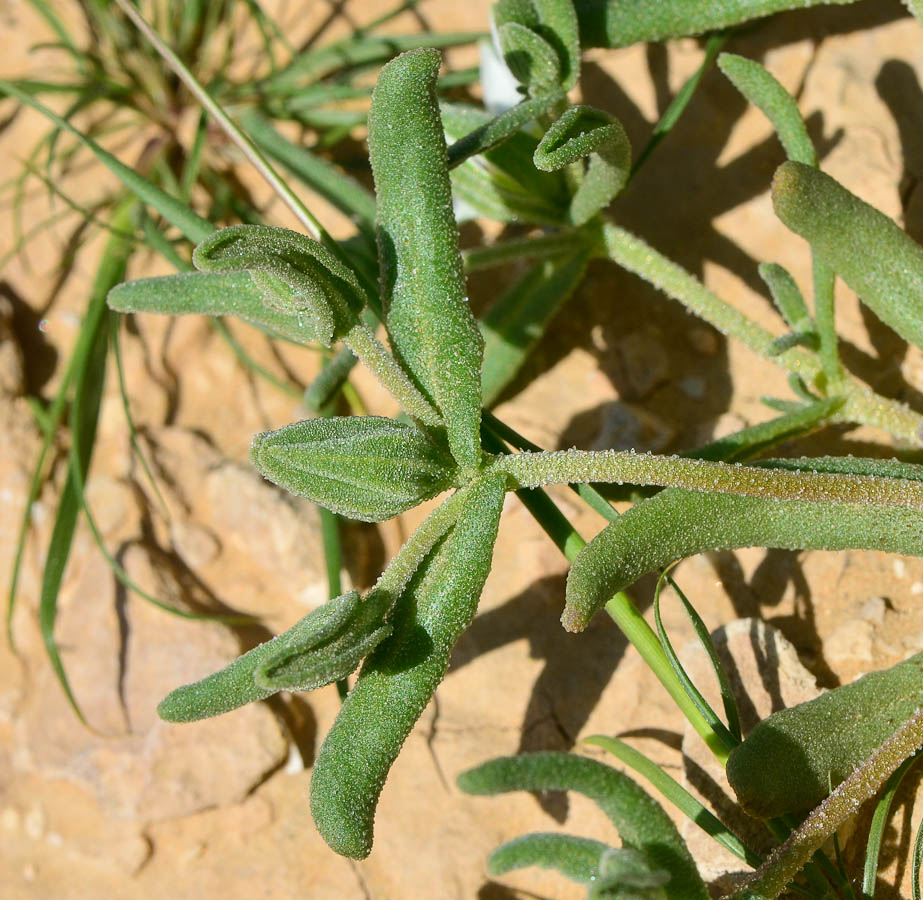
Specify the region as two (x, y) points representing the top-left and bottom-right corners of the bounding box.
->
(596, 219), (923, 445)
(491, 448), (923, 510)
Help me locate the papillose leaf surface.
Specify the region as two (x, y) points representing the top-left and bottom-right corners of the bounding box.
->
(157, 590), (383, 721)
(494, 0), (581, 91)
(565, 456), (923, 631)
(457, 751), (708, 899)
(726, 652), (923, 818)
(157, 483), (476, 723)
(486, 833), (612, 883)
(498, 21), (562, 91)
(572, 0), (861, 50)
(772, 161), (923, 352)
(107, 271), (317, 343)
(718, 53), (815, 166)
(309, 472), (506, 858)
(192, 224), (363, 347)
(368, 48), (484, 470)
(534, 105), (631, 224)
(250, 415), (458, 522)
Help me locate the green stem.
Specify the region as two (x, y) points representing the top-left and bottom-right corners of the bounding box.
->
(342, 321), (442, 427)
(480, 430), (729, 763)
(492, 448), (923, 510)
(462, 229), (588, 273)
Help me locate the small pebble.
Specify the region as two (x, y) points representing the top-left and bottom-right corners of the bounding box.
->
(23, 804), (45, 840)
(687, 326), (719, 356)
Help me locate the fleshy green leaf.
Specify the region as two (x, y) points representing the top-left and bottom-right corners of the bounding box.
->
(534, 105), (631, 224)
(772, 161), (923, 352)
(493, 0), (581, 91)
(498, 21), (562, 91)
(564, 456), (923, 631)
(192, 224), (363, 347)
(726, 653), (923, 819)
(310, 472), (507, 858)
(368, 49), (484, 470)
(718, 53), (815, 166)
(157, 590), (391, 721)
(249, 416), (458, 522)
(573, 0), (862, 50)
(758, 262), (813, 331)
(158, 480), (479, 724)
(458, 751), (708, 899)
(487, 833), (613, 883)
(107, 271), (317, 343)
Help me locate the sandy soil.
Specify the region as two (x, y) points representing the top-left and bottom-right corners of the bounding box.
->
(2, 1), (923, 898)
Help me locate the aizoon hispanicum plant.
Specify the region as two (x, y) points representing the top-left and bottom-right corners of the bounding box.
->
(105, 0), (923, 894)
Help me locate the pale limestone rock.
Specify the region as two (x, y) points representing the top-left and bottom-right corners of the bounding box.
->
(13, 544), (288, 823)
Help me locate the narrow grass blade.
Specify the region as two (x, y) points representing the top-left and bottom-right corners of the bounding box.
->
(457, 751), (709, 900)
(39, 205), (134, 724)
(111, 0), (327, 242)
(0, 83), (214, 244)
(914, 811), (923, 900)
(241, 111), (377, 229)
(209, 318), (301, 398)
(667, 576), (742, 742)
(862, 751), (921, 898)
(480, 248), (590, 406)
(585, 735), (762, 868)
(652, 572), (738, 750)
(631, 32), (727, 177)
(260, 31), (484, 92)
(110, 322), (168, 517)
